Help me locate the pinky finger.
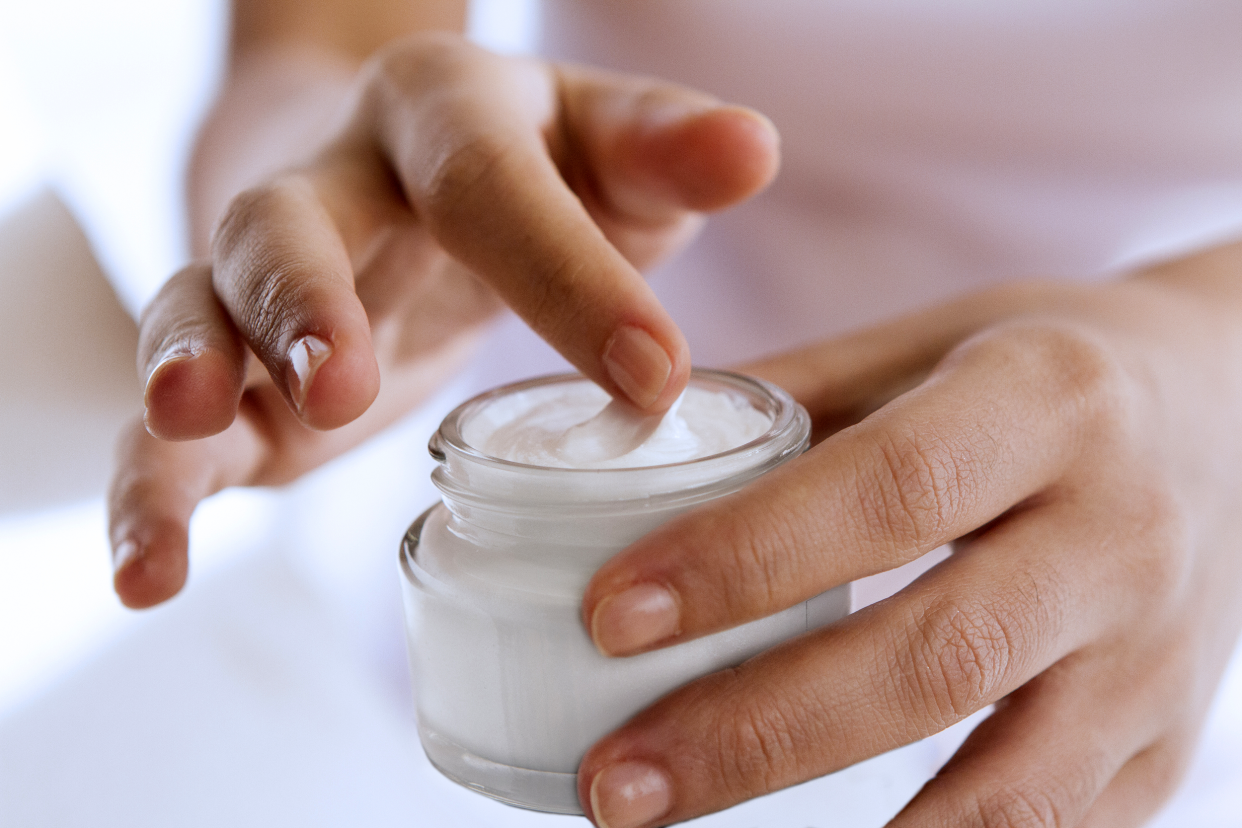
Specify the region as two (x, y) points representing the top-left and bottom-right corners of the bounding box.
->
(107, 415), (263, 608)
(886, 667), (1146, 828)
(1080, 742), (1192, 828)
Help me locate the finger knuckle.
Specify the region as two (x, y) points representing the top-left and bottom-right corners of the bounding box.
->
(969, 785), (1067, 828)
(970, 322), (1133, 438)
(422, 133), (521, 230)
(1124, 487), (1192, 605)
(897, 598), (1021, 726)
(708, 677), (819, 800)
(210, 181), (318, 350)
(860, 427), (970, 553)
(706, 499), (811, 620)
(365, 31), (472, 98)
(137, 266), (213, 361)
(1135, 741), (1194, 806)
(212, 182), (283, 261)
(237, 257), (310, 349)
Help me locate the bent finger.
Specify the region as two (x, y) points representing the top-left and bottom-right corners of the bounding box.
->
(887, 650), (1175, 828)
(139, 262), (246, 440)
(211, 173), (381, 430)
(741, 280), (1083, 437)
(365, 37), (691, 411)
(107, 415), (263, 608)
(1080, 741), (1194, 828)
(554, 63), (779, 270)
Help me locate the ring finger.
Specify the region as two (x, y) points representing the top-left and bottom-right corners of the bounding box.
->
(577, 502), (1161, 827)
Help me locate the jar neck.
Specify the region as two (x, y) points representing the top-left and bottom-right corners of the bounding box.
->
(428, 370), (810, 547)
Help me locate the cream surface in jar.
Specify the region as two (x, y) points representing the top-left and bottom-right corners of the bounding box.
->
(399, 370), (850, 814)
(469, 381), (773, 468)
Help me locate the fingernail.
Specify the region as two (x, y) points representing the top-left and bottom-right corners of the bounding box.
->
(143, 349), (196, 408)
(112, 539), (141, 576)
(639, 98), (716, 133)
(590, 762), (673, 828)
(591, 583), (680, 656)
(286, 334), (332, 414)
(602, 326), (672, 410)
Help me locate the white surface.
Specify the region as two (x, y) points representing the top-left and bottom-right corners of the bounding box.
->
(0, 45), (45, 221)
(0, 490), (276, 717)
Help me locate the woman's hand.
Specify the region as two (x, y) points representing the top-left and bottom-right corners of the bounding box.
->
(578, 245), (1242, 828)
(108, 32), (779, 608)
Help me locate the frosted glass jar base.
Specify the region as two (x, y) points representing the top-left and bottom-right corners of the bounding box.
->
(419, 725), (582, 815)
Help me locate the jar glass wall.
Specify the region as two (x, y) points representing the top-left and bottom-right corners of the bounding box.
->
(399, 370), (850, 814)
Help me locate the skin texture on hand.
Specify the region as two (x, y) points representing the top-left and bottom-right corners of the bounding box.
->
(108, 32), (779, 608)
(577, 250), (1242, 828)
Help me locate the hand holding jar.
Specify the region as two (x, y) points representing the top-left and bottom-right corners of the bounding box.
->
(578, 256), (1242, 828)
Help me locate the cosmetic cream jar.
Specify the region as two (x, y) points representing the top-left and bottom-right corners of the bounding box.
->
(399, 370), (849, 813)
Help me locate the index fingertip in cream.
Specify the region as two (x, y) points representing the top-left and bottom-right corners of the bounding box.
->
(603, 325), (674, 410)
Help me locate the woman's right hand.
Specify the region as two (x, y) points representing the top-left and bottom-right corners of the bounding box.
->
(108, 32), (780, 608)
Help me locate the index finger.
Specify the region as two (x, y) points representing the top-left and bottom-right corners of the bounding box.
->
(360, 38), (686, 410)
(583, 321), (1132, 655)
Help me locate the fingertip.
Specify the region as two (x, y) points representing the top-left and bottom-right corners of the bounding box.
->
(602, 325), (672, 410)
(209, 174), (381, 431)
(659, 337), (692, 410)
(645, 105), (781, 212)
(578, 723), (675, 828)
(143, 347), (243, 440)
(601, 324), (689, 413)
(112, 531), (189, 610)
(587, 761), (673, 828)
(589, 582), (682, 657)
(287, 329), (381, 430)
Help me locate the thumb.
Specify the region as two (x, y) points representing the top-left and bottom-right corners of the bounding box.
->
(557, 63), (781, 227)
(740, 281), (1069, 436)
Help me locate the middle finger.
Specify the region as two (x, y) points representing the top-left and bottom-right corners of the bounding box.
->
(578, 497), (1161, 827)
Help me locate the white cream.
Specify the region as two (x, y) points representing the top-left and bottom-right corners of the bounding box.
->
(400, 371), (848, 815)
(463, 381), (772, 468)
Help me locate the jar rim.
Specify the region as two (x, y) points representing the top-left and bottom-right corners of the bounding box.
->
(430, 368), (802, 476)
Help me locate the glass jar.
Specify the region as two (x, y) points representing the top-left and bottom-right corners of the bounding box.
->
(398, 369), (849, 814)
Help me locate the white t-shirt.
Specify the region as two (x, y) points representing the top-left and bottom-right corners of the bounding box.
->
(490, 0), (1242, 369)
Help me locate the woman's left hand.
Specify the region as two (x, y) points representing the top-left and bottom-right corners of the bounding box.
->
(577, 242), (1242, 828)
